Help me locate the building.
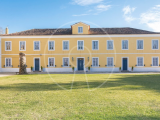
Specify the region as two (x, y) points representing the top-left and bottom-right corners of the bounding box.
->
(0, 22), (160, 72)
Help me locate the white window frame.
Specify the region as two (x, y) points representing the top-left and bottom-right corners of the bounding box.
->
(137, 40), (144, 50)
(78, 26), (83, 34)
(77, 40), (84, 50)
(137, 57), (144, 67)
(19, 41), (26, 51)
(152, 57), (159, 67)
(152, 40), (159, 50)
(92, 40), (99, 50)
(122, 40), (129, 50)
(5, 41), (12, 51)
(48, 57), (55, 67)
(5, 58), (12, 67)
(48, 40), (55, 51)
(63, 57), (69, 67)
(34, 41), (40, 51)
(107, 57), (114, 67)
(62, 40), (69, 50)
(92, 57), (99, 67)
(107, 40), (114, 50)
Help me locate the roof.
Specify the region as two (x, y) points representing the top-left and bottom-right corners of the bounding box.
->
(2, 27), (160, 36)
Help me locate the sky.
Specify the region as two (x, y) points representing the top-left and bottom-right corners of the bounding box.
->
(0, 0), (160, 34)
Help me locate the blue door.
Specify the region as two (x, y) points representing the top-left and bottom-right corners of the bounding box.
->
(35, 59), (39, 71)
(78, 58), (84, 70)
(123, 58), (127, 70)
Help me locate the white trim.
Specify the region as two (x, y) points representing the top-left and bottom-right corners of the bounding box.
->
(5, 58), (12, 68)
(152, 39), (159, 50)
(77, 57), (85, 71)
(152, 57), (159, 67)
(92, 57), (99, 67)
(107, 57), (114, 67)
(33, 57), (41, 71)
(48, 40), (55, 51)
(137, 40), (144, 50)
(78, 26), (83, 34)
(19, 41), (26, 51)
(62, 40), (69, 51)
(77, 40), (84, 50)
(33, 41), (40, 51)
(121, 57), (129, 71)
(92, 40), (99, 50)
(48, 57), (55, 67)
(107, 40), (114, 50)
(62, 57), (70, 67)
(136, 57), (144, 67)
(122, 40), (129, 50)
(5, 41), (12, 51)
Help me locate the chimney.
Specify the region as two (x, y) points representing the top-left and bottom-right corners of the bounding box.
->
(5, 27), (9, 34)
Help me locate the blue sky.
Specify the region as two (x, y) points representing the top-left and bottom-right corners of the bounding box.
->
(0, 0), (160, 33)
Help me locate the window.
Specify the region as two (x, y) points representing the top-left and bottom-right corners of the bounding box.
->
(78, 27), (83, 33)
(34, 41), (40, 50)
(92, 58), (99, 67)
(48, 58), (55, 67)
(152, 40), (159, 49)
(5, 41), (11, 51)
(92, 40), (98, 50)
(19, 41), (26, 51)
(107, 57), (114, 67)
(48, 41), (55, 50)
(122, 40), (128, 50)
(137, 40), (143, 50)
(63, 58), (69, 67)
(77, 41), (84, 50)
(63, 41), (69, 50)
(152, 57), (159, 66)
(137, 57), (143, 67)
(5, 58), (12, 67)
(107, 40), (113, 50)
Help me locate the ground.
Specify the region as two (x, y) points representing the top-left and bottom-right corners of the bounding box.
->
(0, 74), (160, 120)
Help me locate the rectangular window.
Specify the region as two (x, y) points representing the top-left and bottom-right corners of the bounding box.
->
(77, 41), (84, 50)
(92, 41), (98, 50)
(63, 41), (69, 50)
(5, 41), (11, 51)
(137, 57), (143, 66)
(5, 58), (11, 67)
(48, 41), (55, 50)
(107, 57), (114, 67)
(152, 57), (159, 66)
(63, 58), (69, 67)
(19, 41), (26, 51)
(34, 41), (40, 50)
(122, 40), (128, 50)
(152, 40), (159, 49)
(92, 58), (99, 67)
(78, 27), (83, 33)
(137, 40), (143, 50)
(48, 58), (55, 67)
(107, 40), (113, 50)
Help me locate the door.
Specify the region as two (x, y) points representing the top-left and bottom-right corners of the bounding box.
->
(123, 58), (128, 71)
(35, 59), (39, 71)
(78, 58), (84, 70)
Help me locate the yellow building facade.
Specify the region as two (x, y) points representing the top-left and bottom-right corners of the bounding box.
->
(0, 22), (160, 72)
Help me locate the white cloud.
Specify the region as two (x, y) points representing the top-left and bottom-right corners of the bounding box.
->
(123, 5), (136, 22)
(72, 14), (89, 16)
(96, 5), (111, 11)
(72, 0), (103, 6)
(140, 5), (160, 32)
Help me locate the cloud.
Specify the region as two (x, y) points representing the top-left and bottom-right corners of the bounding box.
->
(140, 5), (160, 32)
(72, 14), (89, 16)
(96, 5), (111, 11)
(72, 0), (103, 6)
(123, 5), (136, 22)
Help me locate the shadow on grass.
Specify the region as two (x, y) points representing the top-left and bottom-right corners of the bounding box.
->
(0, 74), (160, 92)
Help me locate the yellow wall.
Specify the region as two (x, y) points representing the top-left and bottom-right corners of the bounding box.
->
(72, 22), (89, 34)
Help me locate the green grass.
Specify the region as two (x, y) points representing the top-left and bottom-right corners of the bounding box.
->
(0, 74), (160, 120)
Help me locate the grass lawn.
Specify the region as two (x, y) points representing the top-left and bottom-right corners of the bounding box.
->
(0, 74), (160, 119)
